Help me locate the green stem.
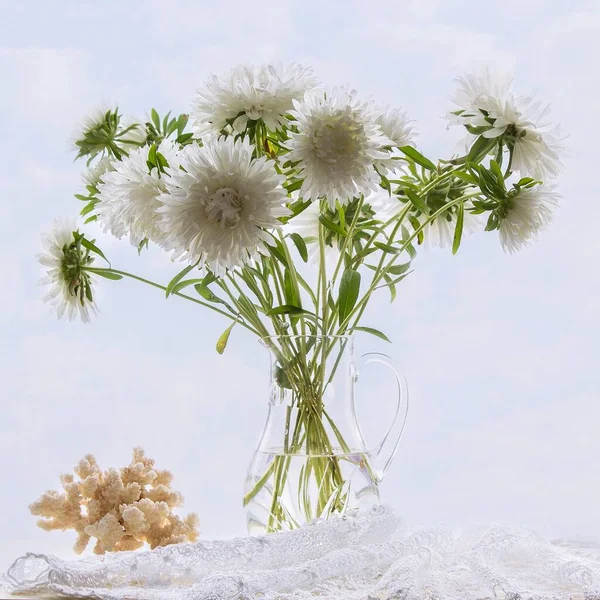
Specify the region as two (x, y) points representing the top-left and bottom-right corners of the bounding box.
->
(330, 195), (365, 284)
(340, 195), (474, 334)
(85, 267), (260, 335)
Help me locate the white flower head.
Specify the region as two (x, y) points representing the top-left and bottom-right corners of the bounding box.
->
(82, 156), (114, 190)
(448, 69), (563, 179)
(288, 87), (393, 207)
(119, 115), (148, 149)
(373, 106), (416, 175)
(38, 218), (98, 322)
(70, 103), (115, 153)
(159, 136), (289, 273)
(497, 183), (559, 253)
(97, 140), (181, 247)
(191, 63), (319, 135)
(421, 207), (482, 250)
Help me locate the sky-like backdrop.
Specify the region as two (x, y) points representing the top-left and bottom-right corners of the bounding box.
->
(1, 0), (599, 570)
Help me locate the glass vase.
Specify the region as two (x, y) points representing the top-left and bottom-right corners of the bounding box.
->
(243, 334), (408, 534)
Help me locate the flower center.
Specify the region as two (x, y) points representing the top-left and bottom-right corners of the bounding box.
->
(205, 187), (243, 228)
(315, 114), (364, 162)
(496, 197), (514, 220)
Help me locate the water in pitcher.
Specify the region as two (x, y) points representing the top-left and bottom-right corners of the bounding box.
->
(244, 448), (380, 535)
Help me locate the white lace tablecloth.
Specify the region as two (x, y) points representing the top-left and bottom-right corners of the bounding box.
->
(3, 506), (600, 600)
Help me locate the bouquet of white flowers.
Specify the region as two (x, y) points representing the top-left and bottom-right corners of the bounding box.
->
(39, 64), (562, 532)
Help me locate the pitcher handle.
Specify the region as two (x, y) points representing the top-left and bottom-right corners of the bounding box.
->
(358, 352), (409, 482)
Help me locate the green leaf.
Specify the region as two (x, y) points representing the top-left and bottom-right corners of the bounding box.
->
(147, 143), (158, 168)
(80, 203), (96, 217)
(176, 132), (194, 144)
(295, 271), (317, 308)
(336, 202), (346, 230)
(408, 215), (424, 245)
(453, 170), (478, 185)
(284, 269), (301, 308)
(74, 194), (94, 202)
(383, 273), (397, 302)
(151, 108), (161, 130)
(170, 278), (206, 295)
(284, 179), (303, 193)
(374, 241), (401, 254)
(352, 245), (379, 264)
(165, 263), (198, 298)
(387, 263), (411, 276)
(479, 166), (506, 198)
(266, 304), (306, 316)
(177, 114), (188, 136)
(319, 214), (346, 237)
(379, 173), (392, 196)
(194, 284), (220, 302)
(86, 268), (123, 280)
(266, 241), (288, 265)
(452, 202), (464, 255)
(489, 160), (506, 189)
(216, 322), (235, 355)
(137, 238), (149, 255)
(351, 326), (391, 343)
(405, 189), (428, 213)
(516, 177), (535, 187)
(338, 268), (361, 325)
(162, 111), (171, 134)
(288, 233), (308, 262)
(399, 146), (437, 172)
(80, 238), (109, 265)
(467, 135), (497, 163)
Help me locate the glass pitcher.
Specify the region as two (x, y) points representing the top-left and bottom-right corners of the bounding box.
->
(243, 334), (408, 535)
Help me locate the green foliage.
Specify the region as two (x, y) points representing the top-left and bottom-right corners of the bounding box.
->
(452, 202), (464, 255)
(216, 322), (235, 354)
(399, 146), (437, 172)
(165, 263), (199, 298)
(146, 109), (192, 146)
(64, 92), (512, 354)
(338, 269), (361, 326)
(351, 326), (391, 343)
(288, 233), (308, 262)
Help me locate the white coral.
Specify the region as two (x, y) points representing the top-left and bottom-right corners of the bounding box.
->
(30, 447), (199, 554)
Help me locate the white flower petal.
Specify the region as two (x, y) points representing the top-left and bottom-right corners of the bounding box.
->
(287, 87), (393, 206)
(191, 63), (319, 135)
(38, 218), (98, 322)
(159, 137), (289, 272)
(447, 68), (563, 178)
(498, 184), (559, 253)
(97, 140), (181, 247)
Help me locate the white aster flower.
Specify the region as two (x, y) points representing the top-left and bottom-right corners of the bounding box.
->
(38, 218), (98, 322)
(77, 103), (115, 137)
(82, 157), (114, 189)
(421, 207), (482, 249)
(119, 115), (148, 149)
(97, 140), (180, 246)
(497, 183), (559, 253)
(159, 136), (289, 272)
(191, 63), (319, 135)
(373, 107), (416, 174)
(372, 186), (481, 250)
(376, 107), (415, 148)
(288, 87), (393, 206)
(70, 103), (115, 153)
(448, 69), (562, 179)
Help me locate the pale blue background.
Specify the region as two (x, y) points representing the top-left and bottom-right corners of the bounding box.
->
(1, 0), (599, 570)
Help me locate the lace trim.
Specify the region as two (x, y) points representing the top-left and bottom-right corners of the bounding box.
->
(3, 506), (600, 600)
